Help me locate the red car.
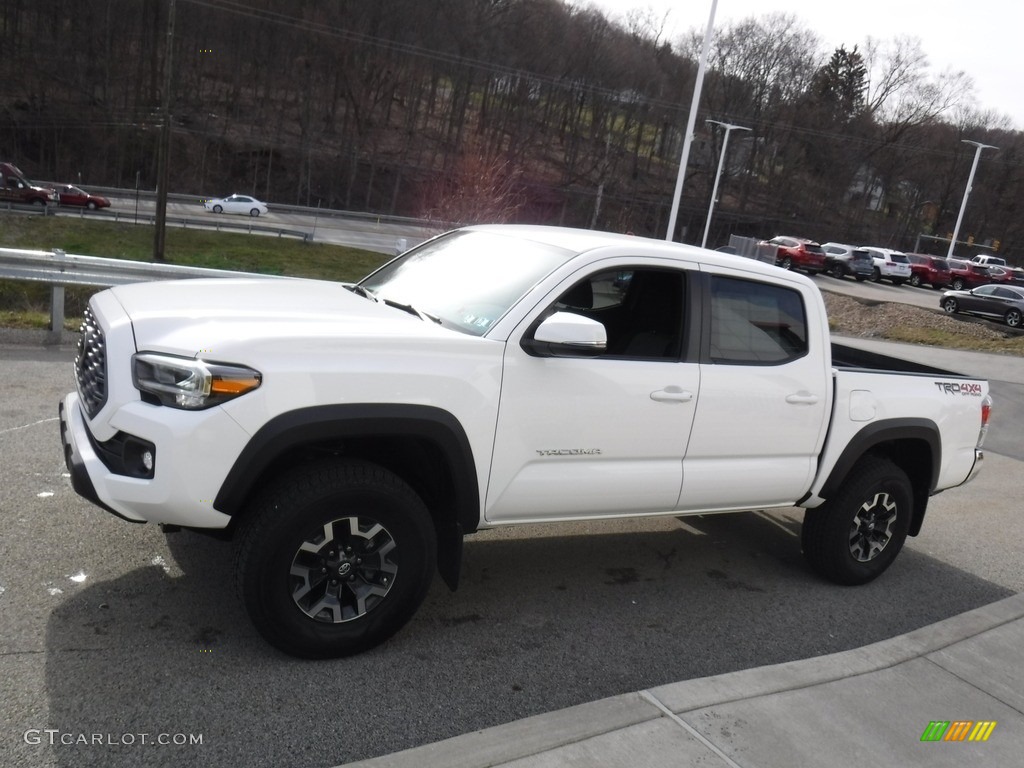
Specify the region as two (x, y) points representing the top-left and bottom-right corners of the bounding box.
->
(764, 236), (827, 274)
(906, 253), (951, 289)
(946, 259), (992, 291)
(56, 184), (111, 210)
(986, 266), (1024, 287)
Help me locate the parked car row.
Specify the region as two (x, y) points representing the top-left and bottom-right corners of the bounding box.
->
(765, 236), (915, 286)
(760, 235), (1020, 297)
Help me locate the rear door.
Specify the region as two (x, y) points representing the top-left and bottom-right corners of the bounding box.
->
(679, 270), (831, 510)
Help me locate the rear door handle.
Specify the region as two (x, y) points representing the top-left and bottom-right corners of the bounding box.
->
(651, 387), (694, 403)
(786, 392), (820, 405)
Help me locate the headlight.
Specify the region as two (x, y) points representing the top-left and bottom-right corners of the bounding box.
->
(132, 353), (262, 410)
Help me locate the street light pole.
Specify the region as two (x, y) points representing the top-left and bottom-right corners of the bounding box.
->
(665, 0), (718, 242)
(701, 120), (750, 249)
(946, 139), (997, 260)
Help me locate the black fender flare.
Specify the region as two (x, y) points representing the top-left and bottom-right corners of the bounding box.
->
(214, 404), (480, 589)
(815, 418), (940, 536)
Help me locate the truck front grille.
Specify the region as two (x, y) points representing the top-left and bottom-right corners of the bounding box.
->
(75, 306), (108, 418)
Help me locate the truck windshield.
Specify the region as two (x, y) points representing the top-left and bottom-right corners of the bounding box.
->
(359, 230), (575, 336)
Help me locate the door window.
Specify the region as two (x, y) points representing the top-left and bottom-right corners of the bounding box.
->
(541, 267), (686, 359)
(709, 276), (807, 364)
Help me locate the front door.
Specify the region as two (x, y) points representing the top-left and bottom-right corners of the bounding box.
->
(485, 265), (699, 523)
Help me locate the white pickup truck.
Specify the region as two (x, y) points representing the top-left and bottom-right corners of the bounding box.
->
(59, 225), (992, 658)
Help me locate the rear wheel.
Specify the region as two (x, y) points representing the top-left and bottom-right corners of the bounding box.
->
(1006, 309), (1022, 328)
(236, 459), (436, 658)
(951, 278), (965, 291)
(908, 274), (922, 287)
(780, 256), (793, 270)
(942, 297), (959, 314)
(802, 456), (912, 585)
(830, 263), (846, 279)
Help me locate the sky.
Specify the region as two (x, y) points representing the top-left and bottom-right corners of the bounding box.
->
(587, 0), (1023, 130)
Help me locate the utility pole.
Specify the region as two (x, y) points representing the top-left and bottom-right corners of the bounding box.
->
(946, 139), (997, 260)
(153, 0), (176, 262)
(701, 120), (750, 249)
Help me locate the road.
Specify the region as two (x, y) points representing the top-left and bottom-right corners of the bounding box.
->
(85, 196), (438, 255)
(0, 339), (1021, 768)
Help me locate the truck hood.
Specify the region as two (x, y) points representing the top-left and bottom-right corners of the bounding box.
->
(108, 277), (463, 354)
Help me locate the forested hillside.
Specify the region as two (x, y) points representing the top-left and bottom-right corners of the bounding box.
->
(1, 0), (1020, 257)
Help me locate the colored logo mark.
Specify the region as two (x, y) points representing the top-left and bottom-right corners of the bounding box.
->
(921, 721), (997, 742)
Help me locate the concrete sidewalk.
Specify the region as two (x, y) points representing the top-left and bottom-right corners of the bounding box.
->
(339, 593), (1024, 767)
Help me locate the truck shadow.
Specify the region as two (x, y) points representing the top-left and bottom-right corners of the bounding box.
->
(38, 512), (1013, 768)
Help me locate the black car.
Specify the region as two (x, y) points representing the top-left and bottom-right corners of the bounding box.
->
(940, 284), (1024, 328)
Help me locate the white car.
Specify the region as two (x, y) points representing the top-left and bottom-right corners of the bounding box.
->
(203, 194), (268, 217)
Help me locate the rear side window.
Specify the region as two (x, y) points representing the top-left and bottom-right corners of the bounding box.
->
(709, 277), (807, 364)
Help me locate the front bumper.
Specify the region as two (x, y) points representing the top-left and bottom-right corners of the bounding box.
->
(59, 391), (248, 528)
(59, 397), (137, 522)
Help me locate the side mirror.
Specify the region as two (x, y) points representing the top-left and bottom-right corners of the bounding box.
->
(523, 311), (607, 357)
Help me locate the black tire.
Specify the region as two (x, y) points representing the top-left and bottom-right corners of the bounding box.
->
(891, 279), (904, 287)
(780, 256), (793, 270)
(908, 274), (922, 287)
(213, 204), (223, 213)
(801, 455), (912, 585)
(871, 267), (881, 282)
(830, 263), (846, 279)
(249, 208), (260, 217)
(1006, 308), (1022, 328)
(951, 278), (965, 291)
(854, 275), (867, 282)
(942, 297), (958, 314)
(87, 200), (98, 210)
(236, 459), (436, 658)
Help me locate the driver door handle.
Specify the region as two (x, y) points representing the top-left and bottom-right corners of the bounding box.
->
(651, 387), (694, 403)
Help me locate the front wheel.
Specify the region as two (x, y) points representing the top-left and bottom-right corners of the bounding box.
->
(871, 267), (881, 282)
(830, 263), (846, 279)
(1006, 309), (1022, 328)
(249, 208), (261, 217)
(801, 455), (912, 585)
(213, 204), (223, 213)
(951, 278), (965, 291)
(779, 256), (793, 270)
(236, 460), (436, 658)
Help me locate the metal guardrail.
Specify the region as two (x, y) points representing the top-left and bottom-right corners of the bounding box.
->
(0, 246), (289, 344)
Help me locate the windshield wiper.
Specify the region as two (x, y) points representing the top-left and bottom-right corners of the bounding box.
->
(344, 284), (378, 301)
(382, 298), (442, 324)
